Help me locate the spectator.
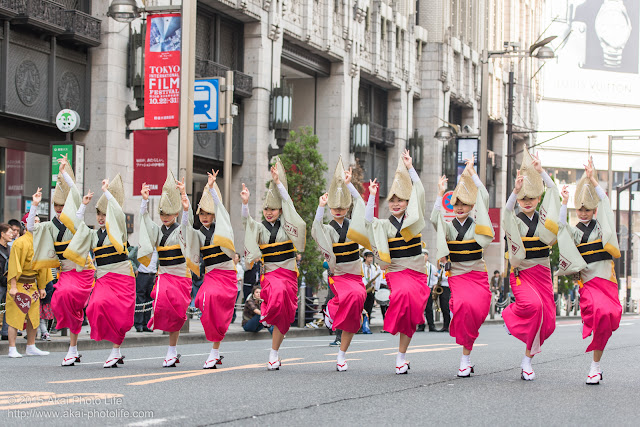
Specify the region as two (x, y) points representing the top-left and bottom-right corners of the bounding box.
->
(0, 223), (12, 340)
(490, 270), (502, 312)
(8, 219), (22, 239)
(243, 259), (261, 301)
(362, 250), (382, 321)
(418, 249), (439, 332)
(242, 287), (272, 333)
(135, 249), (157, 332)
(232, 253), (243, 323)
(38, 279), (55, 341)
(433, 257), (451, 332)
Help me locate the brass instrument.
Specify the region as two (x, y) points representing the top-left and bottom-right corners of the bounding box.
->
(431, 269), (445, 312)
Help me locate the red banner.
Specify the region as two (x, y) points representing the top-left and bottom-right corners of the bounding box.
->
(145, 13), (181, 128)
(6, 149), (25, 196)
(134, 130), (168, 196)
(362, 182), (379, 218)
(489, 208), (501, 243)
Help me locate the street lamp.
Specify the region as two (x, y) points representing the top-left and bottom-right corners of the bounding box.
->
(434, 125), (456, 142)
(479, 36), (557, 183)
(107, 0), (140, 23)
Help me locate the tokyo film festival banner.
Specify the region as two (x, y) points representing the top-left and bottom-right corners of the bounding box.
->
(134, 130), (168, 196)
(145, 13), (181, 127)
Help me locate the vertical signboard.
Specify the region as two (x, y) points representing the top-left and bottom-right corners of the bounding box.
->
(145, 13), (182, 128)
(133, 130), (168, 196)
(51, 144), (74, 187)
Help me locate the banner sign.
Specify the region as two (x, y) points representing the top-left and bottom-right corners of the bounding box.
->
(145, 13), (181, 128)
(51, 144), (74, 187)
(133, 130), (168, 196)
(489, 208), (501, 243)
(6, 149), (25, 196)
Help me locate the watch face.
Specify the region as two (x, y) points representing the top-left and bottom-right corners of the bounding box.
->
(595, 9), (632, 48)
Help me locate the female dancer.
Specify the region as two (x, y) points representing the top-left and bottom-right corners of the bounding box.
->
(28, 156), (95, 366)
(64, 175), (135, 368)
(502, 149), (560, 380)
(431, 157), (494, 377)
(312, 157), (368, 371)
(559, 158), (621, 384)
(193, 170), (237, 369)
(241, 157), (306, 370)
(138, 172), (200, 367)
(366, 149), (429, 374)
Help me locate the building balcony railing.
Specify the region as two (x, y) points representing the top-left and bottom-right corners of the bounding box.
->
(370, 122), (395, 147)
(60, 9), (101, 46)
(0, 0), (21, 19)
(14, 0), (66, 35)
(195, 58), (253, 98)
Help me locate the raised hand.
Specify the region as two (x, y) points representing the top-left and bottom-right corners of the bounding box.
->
(141, 183), (150, 201)
(207, 169), (219, 188)
(270, 165), (280, 185)
(175, 177), (186, 195)
(514, 170), (524, 193)
(345, 167), (353, 185)
(402, 149), (413, 170)
(532, 152), (543, 173)
(465, 157), (476, 175)
(438, 175), (448, 197)
(241, 183), (250, 205)
(561, 185), (569, 205)
(32, 187), (43, 206)
(181, 193), (189, 211)
(319, 193), (329, 207)
(101, 179), (109, 193)
(368, 179), (379, 197)
(58, 154), (70, 174)
(82, 190), (94, 205)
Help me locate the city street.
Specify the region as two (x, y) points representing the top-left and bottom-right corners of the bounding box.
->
(1, 317), (639, 426)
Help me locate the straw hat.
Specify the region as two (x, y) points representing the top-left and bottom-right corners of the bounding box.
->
(327, 156), (352, 210)
(96, 174), (125, 214)
(451, 168), (477, 205)
(387, 157), (412, 201)
(159, 170), (182, 215)
(575, 170), (599, 210)
(517, 148), (544, 199)
(263, 157), (288, 210)
(197, 182), (222, 215)
(52, 163), (76, 206)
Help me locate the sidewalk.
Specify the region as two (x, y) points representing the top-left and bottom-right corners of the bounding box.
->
(1, 307), (632, 353)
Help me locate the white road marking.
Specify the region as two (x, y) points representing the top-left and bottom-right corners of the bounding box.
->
(128, 419), (168, 426)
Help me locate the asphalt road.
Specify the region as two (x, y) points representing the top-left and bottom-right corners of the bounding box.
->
(1, 316), (639, 426)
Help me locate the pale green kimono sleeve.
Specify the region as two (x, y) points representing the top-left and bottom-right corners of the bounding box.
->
(32, 222), (60, 270)
(311, 219), (336, 273)
(557, 221), (587, 275)
(369, 219), (391, 269)
(59, 181), (83, 234)
(473, 181), (494, 248)
(105, 196), (127, 255)
(539, 183), (560, 245)
(281, 197), (307, 252)
(243, 213), (263, 269)
(430, 206), (450, 261)
(213, 200), (236, 259)
(180, 206), (203, 276)
(400, 178), (426, 241)
(346, 194), (372, 250)
(503, 207), (526, 268)
(597, 190), (621, 258)
(63, 221), (97, 272)
(138, 211), (160, 267)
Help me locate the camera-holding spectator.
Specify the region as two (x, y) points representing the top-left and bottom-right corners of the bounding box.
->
(242, 287), (272, 333)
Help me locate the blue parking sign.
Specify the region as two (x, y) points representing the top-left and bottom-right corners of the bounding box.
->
(194, 78), (219, 131)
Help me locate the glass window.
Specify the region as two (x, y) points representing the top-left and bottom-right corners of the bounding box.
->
(2, 148), (50, 223)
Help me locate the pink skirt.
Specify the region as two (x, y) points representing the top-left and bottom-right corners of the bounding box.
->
(579, 277), (622, 352)
(86, 273), (135, 345)
(52, 269), (94, 334)
(148, 273), (192, 332)
(448, 270), (491, 350)
(195, 269), (238, 342)
(502, 265), (556, 355)
(383, 269), (429, 338)
(327, 273), (367, 334)
(261, 268), (298, 335)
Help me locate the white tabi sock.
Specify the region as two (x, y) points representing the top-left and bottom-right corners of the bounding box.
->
(396, 352), (406, 367)
(167, 346), (177, 358)
(8, 346), (21, 357)
(110, 348), (121, 359)
(269, 349), (279, 362)
(209, 348), (220, 361)
(521, 355), (533, 370)
(337, 350), (346, 364)
(591, 361), (601, 371)
(68, 346), (78, 356)
(461, 354), (471, 367)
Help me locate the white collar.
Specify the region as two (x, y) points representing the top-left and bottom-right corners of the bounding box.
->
(455, 217), (468, 226)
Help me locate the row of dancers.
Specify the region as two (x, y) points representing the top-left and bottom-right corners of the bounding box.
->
(5, 150), (620, 384)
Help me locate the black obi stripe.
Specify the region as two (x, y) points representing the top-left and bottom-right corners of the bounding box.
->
(201, 245), (232, 267)
(94, 245), (129, 267)
(260, 241), (295, 263)
(157, 246), (185, 266)
(447, 240), (483, 262)
(389, 236), (422, 259)
(523, 239), (550, 259)
(332, 242), (360, 264)
(578, 241), (613, 264)
(54, 241), (69, 260)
